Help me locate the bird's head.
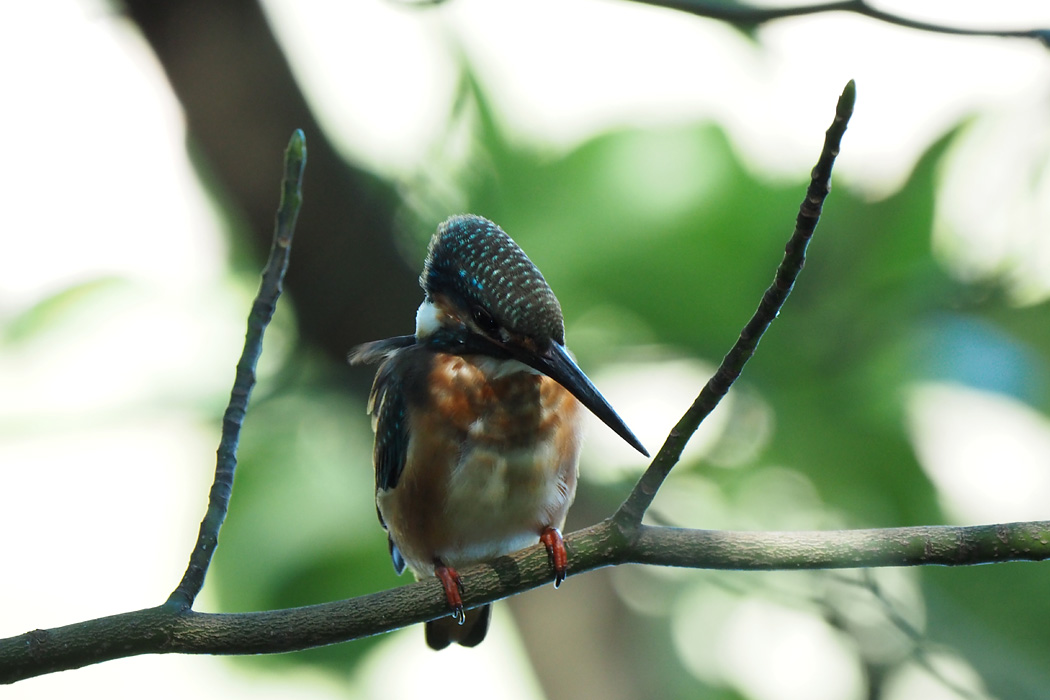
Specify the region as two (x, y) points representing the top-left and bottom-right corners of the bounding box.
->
(416, 214), (648, 457)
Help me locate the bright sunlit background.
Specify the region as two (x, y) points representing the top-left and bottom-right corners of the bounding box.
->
(2, 1), (1050, 699)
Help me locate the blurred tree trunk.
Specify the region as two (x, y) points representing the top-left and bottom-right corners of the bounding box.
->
(123, 0), (419, 389)
(509, 488), (660, 700)
(120, 1), (660, 696)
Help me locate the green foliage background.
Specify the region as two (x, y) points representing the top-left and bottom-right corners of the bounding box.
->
(3, 2), (1049, 699)
(201, 73), (1050, 698)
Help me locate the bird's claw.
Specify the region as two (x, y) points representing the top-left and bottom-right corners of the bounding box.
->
(434, 561), (466, 625)
(540, 527), (568, 588)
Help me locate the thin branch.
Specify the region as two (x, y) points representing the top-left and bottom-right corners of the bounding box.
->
(627, 0), (1050, 43)
(166, 130), (307, 610)
(614, 80), (855, 527)
(4, 518), (1049, 683)
(836, 571), (989, 700)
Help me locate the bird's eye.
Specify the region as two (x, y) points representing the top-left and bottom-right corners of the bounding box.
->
(471, 307), (500, 336)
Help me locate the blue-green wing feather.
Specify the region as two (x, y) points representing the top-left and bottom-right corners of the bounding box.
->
(350, 337), (416, 575)
(370, 359), (409, 493)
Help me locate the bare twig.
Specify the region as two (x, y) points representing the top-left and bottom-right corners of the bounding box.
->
(832, 571), (989, 700)
(390, 0), (1049, 43)
(166, 130), (307, 610)
(614, 80), (855, 527)
(626, 0), (1049, 43)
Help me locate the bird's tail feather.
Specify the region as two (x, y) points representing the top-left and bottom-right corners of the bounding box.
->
(424, 605), (491, 650)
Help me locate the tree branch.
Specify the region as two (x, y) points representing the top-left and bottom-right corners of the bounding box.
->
(168, 129), (306, 610)
(615, 79), (854, 527)
(625, 0), (1050, 43)
(402, 0), (1049, 42)
(5, 518), (1049, 683)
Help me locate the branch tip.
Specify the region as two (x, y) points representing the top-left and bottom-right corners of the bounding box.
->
(287, 128), (306, 162)
(839, 79), (856, 114)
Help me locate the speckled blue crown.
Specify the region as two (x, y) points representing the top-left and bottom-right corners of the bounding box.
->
(422, 214), (565, 344)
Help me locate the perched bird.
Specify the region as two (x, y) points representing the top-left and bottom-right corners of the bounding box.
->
(351, 214), (647, 649)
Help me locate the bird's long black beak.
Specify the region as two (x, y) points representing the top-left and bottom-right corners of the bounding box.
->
(514, 341), (649, 457)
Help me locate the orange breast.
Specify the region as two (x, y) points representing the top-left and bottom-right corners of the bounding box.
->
(377, 353), (584, 577)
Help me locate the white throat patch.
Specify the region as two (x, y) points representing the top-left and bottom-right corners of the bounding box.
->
(415, 300), (442, 339)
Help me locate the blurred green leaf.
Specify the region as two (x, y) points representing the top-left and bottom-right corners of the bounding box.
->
(3, 277), (130, 343)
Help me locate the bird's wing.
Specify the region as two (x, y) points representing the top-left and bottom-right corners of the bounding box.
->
(350, 335), (417, 494)
(369, 357), (410, 493)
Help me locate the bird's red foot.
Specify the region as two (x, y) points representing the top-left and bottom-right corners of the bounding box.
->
(434, 560), (466, 625)
(540, 527), (568, 588)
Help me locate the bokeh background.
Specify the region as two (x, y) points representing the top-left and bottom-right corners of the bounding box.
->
(3, 1), (1050, 699)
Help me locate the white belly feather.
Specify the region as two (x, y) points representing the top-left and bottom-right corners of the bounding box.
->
(439, 436), (576, 566)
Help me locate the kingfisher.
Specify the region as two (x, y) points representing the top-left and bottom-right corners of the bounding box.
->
(350, 214), (647, 650)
